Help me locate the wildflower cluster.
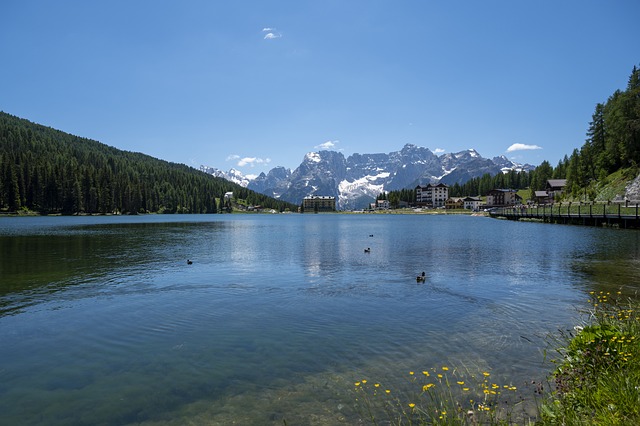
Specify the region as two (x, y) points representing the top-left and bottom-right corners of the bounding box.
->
(353, 366), (524, 424)
(541, 290), (640, 424)
(572, 292), (639, 369)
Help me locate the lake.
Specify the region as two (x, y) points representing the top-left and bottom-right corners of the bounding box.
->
(1, 214), (639, 425)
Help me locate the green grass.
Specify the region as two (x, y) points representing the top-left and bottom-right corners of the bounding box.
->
(593, 169), (633, 202)
(539, 292), (640, 425)
(516, 189), (530, 202)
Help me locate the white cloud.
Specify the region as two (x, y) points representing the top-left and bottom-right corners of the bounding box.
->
(433, 148), (445, 154)
(262, 27), (281, 39)
(315, 140), (339, 150)
(236, 157), (271, 167)
(226, 154), (271, 167)
(507, 143), (542, 152)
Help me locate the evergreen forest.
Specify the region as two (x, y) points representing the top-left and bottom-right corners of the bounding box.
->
(0, 112), (297, 214)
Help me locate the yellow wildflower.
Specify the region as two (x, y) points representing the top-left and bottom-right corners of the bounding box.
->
(409, 371), (414, 375)
(362, 379), (367, 384)
(482, 372), (490, 377)
(442, 366), (449, 371)
(408, 403), (415, 408)
(385, 389), (391, 394)
(422, 371), (430, 377)
(374, 383), (380, 388)
(457, 381), (465, 385)
(355, 382), (361, 386)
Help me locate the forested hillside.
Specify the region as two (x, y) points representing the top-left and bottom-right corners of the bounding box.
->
(0, 112), (297, 214)
(559, 65), (640, 198)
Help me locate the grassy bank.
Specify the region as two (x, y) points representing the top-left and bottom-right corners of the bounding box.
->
(539, 291), (640, 425)
(351, 292), (640, 425)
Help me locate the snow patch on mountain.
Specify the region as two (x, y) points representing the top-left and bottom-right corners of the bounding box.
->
(305, 152), (322, 163)
(338, 174), (388, 210)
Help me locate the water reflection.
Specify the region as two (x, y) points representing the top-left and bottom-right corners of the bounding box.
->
(1, 215), (640, 425)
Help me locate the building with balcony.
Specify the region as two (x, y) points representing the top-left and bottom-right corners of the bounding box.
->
(302, 196), (336, 212)
(485, 189), (522, 207)
(416, 183), (449, 208)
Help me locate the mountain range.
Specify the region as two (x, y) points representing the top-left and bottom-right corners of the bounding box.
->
(201, 144), (534, 210)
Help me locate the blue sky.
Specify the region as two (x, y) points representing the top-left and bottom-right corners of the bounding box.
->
(1, 1), (639, 178)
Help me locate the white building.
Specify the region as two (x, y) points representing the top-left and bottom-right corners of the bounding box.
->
(303, 196), (336, 212)
(415, 183), (449, 208)
(463, 196), (482, 211)
(374, 199), (390, 209)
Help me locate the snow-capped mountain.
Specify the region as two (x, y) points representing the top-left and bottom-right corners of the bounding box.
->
(491, 155), (531, 173)
(202, 144), (534, 210)
(199, 166), (251, 187)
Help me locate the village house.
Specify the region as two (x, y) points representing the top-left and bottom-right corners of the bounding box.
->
(446, 196), (482, 210)
(463, 196), (482, 211)
(545, 179), (567, 202)
(534, 190), (551, 204)
(415, 183), (449, 208)
(532, 180), (567, 205)
(445, 197), (464, 209)
(485, 189), (522, 207)
(371, 199), (390, 210)
(302, 195), (336, 212)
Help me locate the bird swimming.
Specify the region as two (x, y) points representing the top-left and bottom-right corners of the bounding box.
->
(187, 259), (193, 265)
(364, 248), (371, 253)
(416, 271), (426, 282)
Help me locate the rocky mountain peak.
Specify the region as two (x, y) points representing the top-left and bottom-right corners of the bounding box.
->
(203, 144), (535, 210)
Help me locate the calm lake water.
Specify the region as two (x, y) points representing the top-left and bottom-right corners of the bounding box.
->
(1, 214), (639, 425)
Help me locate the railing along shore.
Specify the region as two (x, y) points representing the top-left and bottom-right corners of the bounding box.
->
(489, 200), (640, 229)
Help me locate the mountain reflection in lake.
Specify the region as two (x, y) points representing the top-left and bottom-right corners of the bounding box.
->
(1, 214), (639, 425)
